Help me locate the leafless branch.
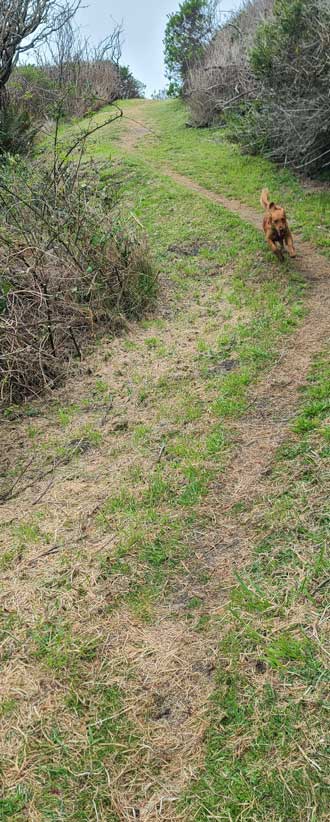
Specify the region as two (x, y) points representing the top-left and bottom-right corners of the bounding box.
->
(0, 0), (81, 101)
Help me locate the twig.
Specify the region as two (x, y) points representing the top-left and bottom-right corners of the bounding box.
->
(69, 326), (82, 360)
(156, 443), (166, 464)
(43, 280), (57, 358)
(311, 577), (330, 596)
(27, 533), (88, 566)
(58, 106), (123, 170)
(3, 464), (55, 503)
(27, 544), (61, 565)
(295, 741), (322, 772)
(129, 211), (145, 230)
(0, 457), (34, 503)
(32, 476), (55, 506)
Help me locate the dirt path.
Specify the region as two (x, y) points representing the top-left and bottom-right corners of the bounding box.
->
(120, 104), (330, 569)
(1, 105), (330, 821)
(164, 170), (330, 504)
(107, 109), (330, 818)
(132, 114), (330, 512)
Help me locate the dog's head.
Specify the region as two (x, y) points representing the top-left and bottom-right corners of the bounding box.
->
(269, 203), (287, 236)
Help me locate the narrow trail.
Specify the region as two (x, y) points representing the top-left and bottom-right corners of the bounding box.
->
(135, 264), (330, 822)
(109, 112), (330, 819)
(122, 110), (330, 565)
(162, 169), (330, 510)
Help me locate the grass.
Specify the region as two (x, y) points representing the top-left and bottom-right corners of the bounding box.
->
(182, 352), (330, 821)
(67, 98), (330, 255)
(1, 676), (140, 821)
(137, 99), (330, 255)
(90, 250), (305, 612)
(1, 99), (329, 820)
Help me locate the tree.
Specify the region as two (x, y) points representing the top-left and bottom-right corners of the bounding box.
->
(164, 0), (218, 95)
(119, 66), (145, 99)
(0, 0), (80, 106)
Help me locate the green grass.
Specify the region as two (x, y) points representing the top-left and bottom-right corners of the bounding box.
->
(93, 248), (305, 613)
(137, 100), (330, 255)
(1, 680), (138, 821)
(182, 352), (330, 821)
(54, 117), (307, 618)
(0, 517), (50, 571)
(68, 99), (330, 255)
(2, 98), (328, 821)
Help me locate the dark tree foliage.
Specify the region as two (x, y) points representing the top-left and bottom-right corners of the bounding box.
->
(164, 0), (217, 96)
(119, 66), (145, 99)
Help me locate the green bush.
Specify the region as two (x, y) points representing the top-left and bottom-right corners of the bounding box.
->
(250, 0), (322, 82)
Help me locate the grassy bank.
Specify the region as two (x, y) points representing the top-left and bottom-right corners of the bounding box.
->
(0, 99), (328, 820)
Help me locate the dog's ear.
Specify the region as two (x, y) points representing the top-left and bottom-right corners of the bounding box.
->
(269, 202), (275, 209)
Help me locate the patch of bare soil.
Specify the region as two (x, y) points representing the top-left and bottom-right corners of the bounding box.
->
(120, 100), (156, 151)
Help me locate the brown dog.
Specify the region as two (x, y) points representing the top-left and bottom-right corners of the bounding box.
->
(260, 189), (296, 260)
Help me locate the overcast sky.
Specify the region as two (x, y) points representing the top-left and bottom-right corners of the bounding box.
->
(76, 1), (242, 96)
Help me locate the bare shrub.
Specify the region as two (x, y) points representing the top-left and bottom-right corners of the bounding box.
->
(0, 113), (156, 405)
(7, 20), (144, 142)
(0, 0), (81, 154)
(41, 21), (124, 117)
(0, 0), (80, 106)
(231, 0), (330, 174)
(187, 0), (330, 175)
(186, 0), (273, 125)
(8, 22), (124, 123)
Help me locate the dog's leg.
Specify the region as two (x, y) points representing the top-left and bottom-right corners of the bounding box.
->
(267, 238), (283, 260)
(285, 232), (296, 258)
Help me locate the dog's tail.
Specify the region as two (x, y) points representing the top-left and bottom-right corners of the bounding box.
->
(260, 188), (272, 210)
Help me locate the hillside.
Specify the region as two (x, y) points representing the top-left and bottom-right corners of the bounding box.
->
(1, 99), (330, 821)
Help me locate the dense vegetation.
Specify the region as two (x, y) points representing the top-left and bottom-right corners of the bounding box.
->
(0, 99), (329, 820)
(0, 5), (144, 159)
(186, 0), (330, 176)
